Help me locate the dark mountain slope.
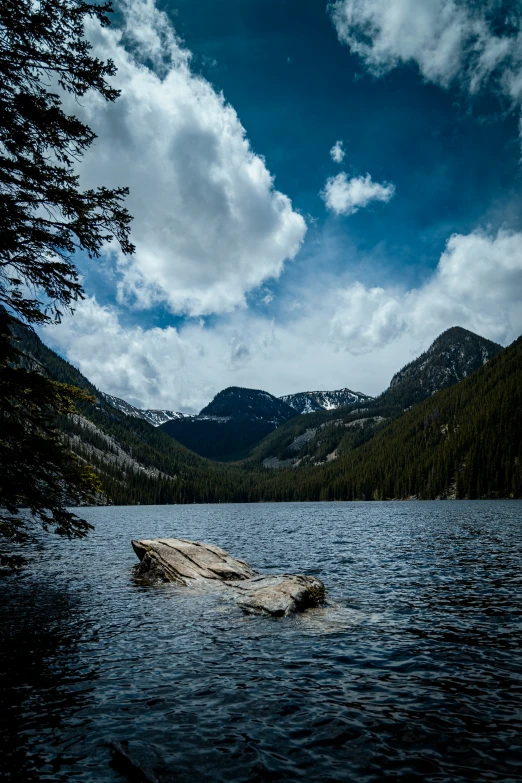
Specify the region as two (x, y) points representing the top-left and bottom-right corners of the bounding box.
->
(246, 326), (503, 467)
(201, 386), (296, 423)
(160, 387), (298, 461)
(258, 335), (522, 500)
(381, 326), (502, 409)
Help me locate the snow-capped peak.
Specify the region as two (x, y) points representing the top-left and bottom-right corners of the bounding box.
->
(101, 392), (193, 427)
(279, 388), (373, 415)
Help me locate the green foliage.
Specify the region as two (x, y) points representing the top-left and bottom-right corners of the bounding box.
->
(0, 1), (133, 562)
(0, 0), (134, 324)
(13, 314), (522, 510)
(0, 312), (101, 565)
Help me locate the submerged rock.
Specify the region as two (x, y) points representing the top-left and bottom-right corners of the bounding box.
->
(131, 538), (325, 617)
(109, 740), (159, 783)
(229, 573), (326, 617)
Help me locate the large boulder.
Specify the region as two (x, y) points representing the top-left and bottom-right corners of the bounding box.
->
(131, 538), (325, 617)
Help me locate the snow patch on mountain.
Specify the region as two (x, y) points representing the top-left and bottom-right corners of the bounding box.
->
(101, 392), (192, 427)
(280, 388), (373, 415)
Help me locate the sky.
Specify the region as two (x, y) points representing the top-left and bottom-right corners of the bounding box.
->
(41, 0), (522, 412)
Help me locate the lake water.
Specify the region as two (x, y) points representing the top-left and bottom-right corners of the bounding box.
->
(1, 501), (521, 782)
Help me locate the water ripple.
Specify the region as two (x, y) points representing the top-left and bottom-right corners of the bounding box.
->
(0, 501), (521, 782)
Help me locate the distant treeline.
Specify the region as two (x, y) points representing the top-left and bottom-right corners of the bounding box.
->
(13, 322), (522, 504)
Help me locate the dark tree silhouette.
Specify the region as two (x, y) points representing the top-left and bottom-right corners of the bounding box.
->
(0, 0), (134, 563)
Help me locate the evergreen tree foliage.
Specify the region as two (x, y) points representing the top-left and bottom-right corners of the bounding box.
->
(13, 319), (522, 508)
(0, 1), (133, 561)
(0, 311), (101, 565)
(0, 0), (133, 324)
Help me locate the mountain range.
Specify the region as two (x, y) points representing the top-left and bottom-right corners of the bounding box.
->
(158, 326), (502, 464)
(8, 320), (520, 502)
(106, 378), (376, 461)
(102, 382), (374, 430)
(159, 384), (378, 461)
(101, 392), (192, 427)
(100, 327), (502, 464)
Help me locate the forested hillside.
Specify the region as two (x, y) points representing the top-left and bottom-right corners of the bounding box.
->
(160, 386), (298, 460)
(243, 326), (502, 467)
(254, 335), (521, 500)
(10, 320), (521, 504)
(8, 320), (258, 504)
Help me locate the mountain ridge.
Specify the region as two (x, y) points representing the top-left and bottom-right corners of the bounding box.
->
(244, 326), (503, 468)
(160, 386), (298, 461)
(280, 388), (373, 414)
(7, 318), (520, 502)
(101, 392), (193, 427)
(384, 326), (502, 409)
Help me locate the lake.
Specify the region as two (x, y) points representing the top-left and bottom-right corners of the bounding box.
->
(1, 501), (521, 782)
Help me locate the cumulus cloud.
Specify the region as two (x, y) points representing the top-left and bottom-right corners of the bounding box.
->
(408, 228), (522, 341)
(73, 0), (306, 317)
(41, 229), (522, 409)
(39, 296), (279, 411)
(330, 228), (522, 352)
(329, 283), (406, 352)
(329, 0), (522, 102)
(330, 140), (345, 163)
(321, 172), (396, 215)
(41, 294), (404, 409)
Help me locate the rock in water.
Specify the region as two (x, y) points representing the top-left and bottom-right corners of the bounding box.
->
(229, 574), (326, 616)
(109, 741), (159, 783)
(131, 538), (257, 583)
(131, 538), (325, 617)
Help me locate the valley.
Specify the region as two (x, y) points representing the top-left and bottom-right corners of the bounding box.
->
(9, 320), (520, 503)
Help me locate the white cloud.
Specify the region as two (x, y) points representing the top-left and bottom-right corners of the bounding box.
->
(330, 228), (522, 352)
(329, 282), (406, 352)
(41, 297), (279, 412)
(41, 229), (522, 410)
(41, 294), (404, 410)
(408, 228), (522, 342)
(321, 172), (395, 215)
(72, 0), (306, 317)
(39, 1), (522, 409)
(329, 0), (522, 102)
(330, 140), (346, 163)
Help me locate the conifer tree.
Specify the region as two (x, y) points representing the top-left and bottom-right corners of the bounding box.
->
(0, 0), (134, 562)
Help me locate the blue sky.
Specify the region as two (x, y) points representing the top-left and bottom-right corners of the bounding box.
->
(42, 0), (522, 411)
(173, 0), (520, 279)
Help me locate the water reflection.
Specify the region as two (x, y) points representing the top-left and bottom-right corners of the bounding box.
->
(0, 574), (97, 781)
